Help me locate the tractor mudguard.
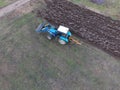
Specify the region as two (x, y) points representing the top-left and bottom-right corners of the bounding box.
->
(59, 36), (69, 43)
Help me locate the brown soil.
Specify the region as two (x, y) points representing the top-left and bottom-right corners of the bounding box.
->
(37, 0), (120, 58)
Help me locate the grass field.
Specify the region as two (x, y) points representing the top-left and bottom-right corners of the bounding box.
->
(0, 12), (120, 90)
(0, 0), (18, 8)
(70, 0), (120, 19)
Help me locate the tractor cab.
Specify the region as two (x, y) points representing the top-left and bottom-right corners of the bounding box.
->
(57, 25), (72, 44)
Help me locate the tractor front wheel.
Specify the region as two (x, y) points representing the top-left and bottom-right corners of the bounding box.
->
(58, 39), (66, 45)
(47, 34), (53, 40)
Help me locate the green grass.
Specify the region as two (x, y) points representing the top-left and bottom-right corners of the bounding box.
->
(0, 0), (6, 7)
(72, 0), (106, 10)
(0, 13), (120, 90)
(71, 0), (120, 19)
(13, 14), (35, 28)
(0, 0), (18, 8)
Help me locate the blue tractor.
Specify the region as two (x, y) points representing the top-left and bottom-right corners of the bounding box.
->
(36, 22), (81, 45)
(36, 22), (72, 45)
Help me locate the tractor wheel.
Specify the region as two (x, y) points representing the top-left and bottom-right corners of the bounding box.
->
(47, 34), (53, 40)
(58, 39), (66, 45)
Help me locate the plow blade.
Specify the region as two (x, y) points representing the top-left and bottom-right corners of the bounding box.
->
(69, 37), (82, 45)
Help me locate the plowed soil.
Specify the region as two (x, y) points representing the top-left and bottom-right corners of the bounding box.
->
(37, 0), (120, 57)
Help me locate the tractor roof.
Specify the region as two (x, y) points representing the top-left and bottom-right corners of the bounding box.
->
(58, 25), (69, 34)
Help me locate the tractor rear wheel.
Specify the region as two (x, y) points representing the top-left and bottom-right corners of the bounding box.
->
(58, 39), (66, 45)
